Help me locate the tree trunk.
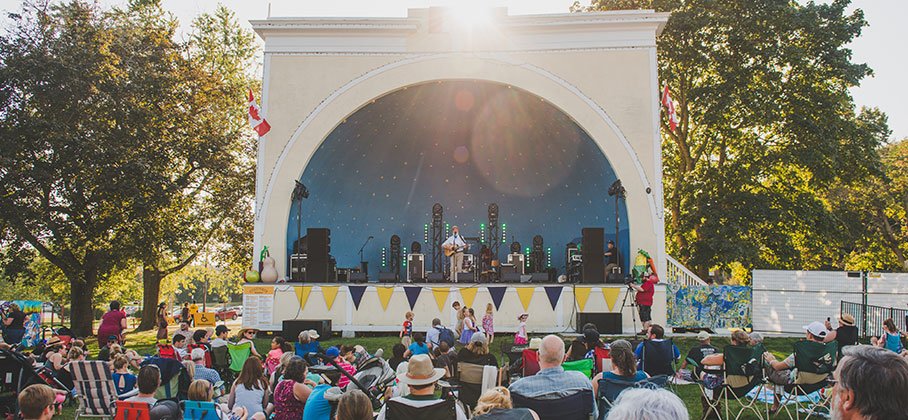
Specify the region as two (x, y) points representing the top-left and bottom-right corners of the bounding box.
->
(69, 277), (97, 337)
(137, 267), (164, 331)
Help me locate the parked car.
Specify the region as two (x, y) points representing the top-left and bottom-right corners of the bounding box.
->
(216, 307), (238, 321)
(231, 305), (243, 317)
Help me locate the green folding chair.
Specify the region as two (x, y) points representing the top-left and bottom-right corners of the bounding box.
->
(226, 342), (252, 374)
(777, 341), (837, 420)
(714, 344), (769, 420)
(562, 358), (594, 379)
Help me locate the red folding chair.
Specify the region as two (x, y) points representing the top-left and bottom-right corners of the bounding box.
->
(115, 400), (151, 420)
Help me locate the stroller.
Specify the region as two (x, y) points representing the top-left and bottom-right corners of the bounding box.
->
(310, 353), (397, 412)
(0, 349), (71, 417)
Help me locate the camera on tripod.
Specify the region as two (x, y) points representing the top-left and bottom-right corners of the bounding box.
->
(623, 275), (635, 286)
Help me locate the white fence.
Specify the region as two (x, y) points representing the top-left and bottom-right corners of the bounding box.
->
(752, 270), (908, 334)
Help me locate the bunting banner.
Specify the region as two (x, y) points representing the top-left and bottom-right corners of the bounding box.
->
(294, 286), (312, 311)
(321, 286), (340, 310)
(348, 285), (367, 310)
(516, 287), (535, 311)
(574, 287), (592, 312)
(404, 286), (422, 310)
(544, 286), (563, 310)
(432, 287), (450, 312)
(487, 286), (507, 310)
(459, 287), (478, 309)
(376, 287), (395, 311)
(602, 287), (621, 311)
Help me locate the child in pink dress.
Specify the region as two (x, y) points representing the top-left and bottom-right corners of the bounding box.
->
(265, 336), (291, 375)
(482, 303), (495, 343)
(515, 312), (529, 345)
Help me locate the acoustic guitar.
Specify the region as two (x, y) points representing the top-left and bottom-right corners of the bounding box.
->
(443, 243), (468, 257)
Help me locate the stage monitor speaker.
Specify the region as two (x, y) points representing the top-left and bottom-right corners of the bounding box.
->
(378, 271), (398, 283)
(606, 271), (626, 284)
(407, 254), (425, 282)
(349, 272), (367, 283)
(501, 272), (522, 283)
(282, 320), (332, 342)
(306, 228), (331, 282)
(528, 272), (550, 283)
(426, 272), (446, 283)
(577, 312), (622, 334)
(581, 228), (605, 283)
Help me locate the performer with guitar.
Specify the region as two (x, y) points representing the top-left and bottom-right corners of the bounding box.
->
(443, 226), (469, 282)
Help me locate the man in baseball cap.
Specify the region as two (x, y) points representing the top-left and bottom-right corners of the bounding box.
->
(679, 330), (717, 379)
(764, 321), (831, 413)
(375, 354), (467, 420)
(210, 325), (230, 348)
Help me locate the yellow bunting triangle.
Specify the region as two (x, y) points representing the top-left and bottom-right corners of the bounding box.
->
(516, 287), (535, 311)
(460, 287), (478, 309)
(432, 287), (450, 312)
(321, 286), (339, 310)
(376, 286), (395, 311)
(602, 287), (621, 311)
(575, 287), (592, 312)
(295, 286), (312, 311)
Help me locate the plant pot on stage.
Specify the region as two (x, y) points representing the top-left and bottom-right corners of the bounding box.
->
(261, 256), (279, 283)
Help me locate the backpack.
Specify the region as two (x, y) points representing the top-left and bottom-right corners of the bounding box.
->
(157, 344), (177, 360)
(437, 327), (456, 347)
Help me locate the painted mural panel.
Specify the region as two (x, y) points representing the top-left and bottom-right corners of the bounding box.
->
(667, 284), (752, 329)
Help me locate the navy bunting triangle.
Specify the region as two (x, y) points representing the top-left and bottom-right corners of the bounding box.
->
(487, 286), (507, 310)
(348, 285), (367, 310)
(404, 286), (422, 310)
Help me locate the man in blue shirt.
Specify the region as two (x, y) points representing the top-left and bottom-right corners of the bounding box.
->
(509, 335), (594, 416)
(634, 324), (680, 374)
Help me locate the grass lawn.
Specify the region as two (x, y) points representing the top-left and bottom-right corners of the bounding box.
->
(54, 327), (813, 419)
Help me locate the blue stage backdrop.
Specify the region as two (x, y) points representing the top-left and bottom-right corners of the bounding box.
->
(287, 80), (628, 278)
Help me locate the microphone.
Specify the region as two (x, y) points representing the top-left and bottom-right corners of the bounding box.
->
(368, 236), (374, 239)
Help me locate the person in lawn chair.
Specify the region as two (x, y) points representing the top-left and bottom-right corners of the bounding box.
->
(764, 321), (836, 414)
(376, 354), (468, 420)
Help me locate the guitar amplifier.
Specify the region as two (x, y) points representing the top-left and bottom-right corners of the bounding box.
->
(407, 254), (424, 282)
(506, 254), (525, 275)
(290, 254), (307, 282)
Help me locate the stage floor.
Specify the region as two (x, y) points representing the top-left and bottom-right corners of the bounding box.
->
(242, 282), (666, 334)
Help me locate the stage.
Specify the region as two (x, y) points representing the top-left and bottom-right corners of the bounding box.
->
(242, 282), (666, 334)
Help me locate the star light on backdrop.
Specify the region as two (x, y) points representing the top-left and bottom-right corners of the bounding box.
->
(286, 80), (629, 277)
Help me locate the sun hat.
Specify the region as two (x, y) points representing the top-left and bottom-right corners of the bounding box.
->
(326, 347), (340, 358)
(397, 354), (445, 386)
(45, 337), (63, 348)
(696, 331), (711, 341)
(528, 337), (543, 350)
(517, 312), (529, 321)
(307, 330), (320, 340)
(470, 332), (488, 345)
(839, 313), (855, 326)
(803, 321), (828, 338)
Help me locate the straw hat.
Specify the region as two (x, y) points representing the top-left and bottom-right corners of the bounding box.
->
(517, 312), (529, 321)
(839, 313), (855, 326)
(396, 354), (445, 386)
(307, 330), (320, 340)
(238, 327), (259, 337)
(528, 337), (542, 350)
(45, 337), (63, 348)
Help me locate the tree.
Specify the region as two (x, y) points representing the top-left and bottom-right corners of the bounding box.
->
(578, 0), (892, 277)
(133, 4), (256, 331)
(0, 0), (209, 335)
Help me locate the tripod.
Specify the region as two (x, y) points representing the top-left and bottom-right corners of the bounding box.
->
(620, 284), (640, 338)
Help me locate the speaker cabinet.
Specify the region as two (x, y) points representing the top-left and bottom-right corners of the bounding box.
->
(581, 228), (604, 283)
(577, 312), (622, 334)
(407, 254), (424, 282)
(426, 272), (446, 283)
(378, 272), (398, 283)
(349, 272), (367, 283)
(282, 319), (332, 342)
(306, 228), (331, 282)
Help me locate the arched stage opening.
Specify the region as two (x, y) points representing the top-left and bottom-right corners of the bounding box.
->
(286, 80), (629, 278)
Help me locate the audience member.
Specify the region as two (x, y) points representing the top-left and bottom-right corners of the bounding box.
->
(183, 360), (196, 381)
(633, 324), (680, 369)
(482, 303), (495, 344)
(606, 387), (689, 420)
(748, 332), (764, 346)
(302, 370), (340, 420)
(96, 300), (127, 347)
(2, 303), (27, 345)
(473, 387), (539, 420)
(187, 379), (245, 419)
(388, 343), (407, 371)
(266, 336), (292, 374)
(678, 331), (718, 378)
(332, 346), (357, 388)
(174, 322), (191, 341)
(509, 335), (593, 408)
(400, 311), (415, 347)
(172, 334), (188, 359)
(871, 318), (906, 356)
(376, 354), (468, 420)
(831, 345), (908, 420)
(566, 337), (587, 362)
(826, 314), (858, 351)
(433, 340), (456, 378)
(295, 330), (321, 364)
(701, 329), (750, 368)
(18, 384), (56, 420)
(228, 357), (270, 420)
(764, 322), (828, 412)
(405, 332), (430, 357)
(591, 339), (647, 398)
(112, 354), (137, 395)
(156, 302), (169, 341)
(126, 365), (161, 405)
(426, 318), (443, 348)
(192, 348), (222, 385)
(211, 325), (231, 348)
(98, 335), (119, 361)
(237, 328), (262, 358)
(273, 356), (312, 420)
(336, 389), (374, 420)
(458, 333), (497, 367)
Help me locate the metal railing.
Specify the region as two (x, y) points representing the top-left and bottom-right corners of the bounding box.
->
(841, 300), (908, 338)
(666, 255), (708, 286)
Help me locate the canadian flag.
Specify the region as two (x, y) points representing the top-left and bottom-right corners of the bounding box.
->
(247, 89), (271, 137)
(661, 85), (680, 133)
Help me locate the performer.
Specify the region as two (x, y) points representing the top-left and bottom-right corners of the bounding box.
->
(604, 240), (620, 275)
(442, 226), (469, 282)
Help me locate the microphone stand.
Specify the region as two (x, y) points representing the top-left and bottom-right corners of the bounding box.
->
(359, 236), (373, 278)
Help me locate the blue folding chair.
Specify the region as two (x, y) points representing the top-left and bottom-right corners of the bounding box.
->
(512, 389), (593, 420)
(181, 401), (221, 420)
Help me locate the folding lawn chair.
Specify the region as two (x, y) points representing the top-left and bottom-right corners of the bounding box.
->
(640, 339), (677, 377)
(227, 342), (252, 374)
(71, 360), (118, 419)
(182, 400), (222, 420)
(210, 345), (232, 383)
(114, 401), (151, 420)
(141, 357), (186, 402)
(521, 348), (540, 376)
(562, 358), (594, 379)
(694, 344), (769, 420)
(596, 375), (670, 420)
(776, 341), (838, 420)
(512, 389), (593, 420)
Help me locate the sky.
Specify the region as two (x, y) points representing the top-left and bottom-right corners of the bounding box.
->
(0, 0), (904, 140)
